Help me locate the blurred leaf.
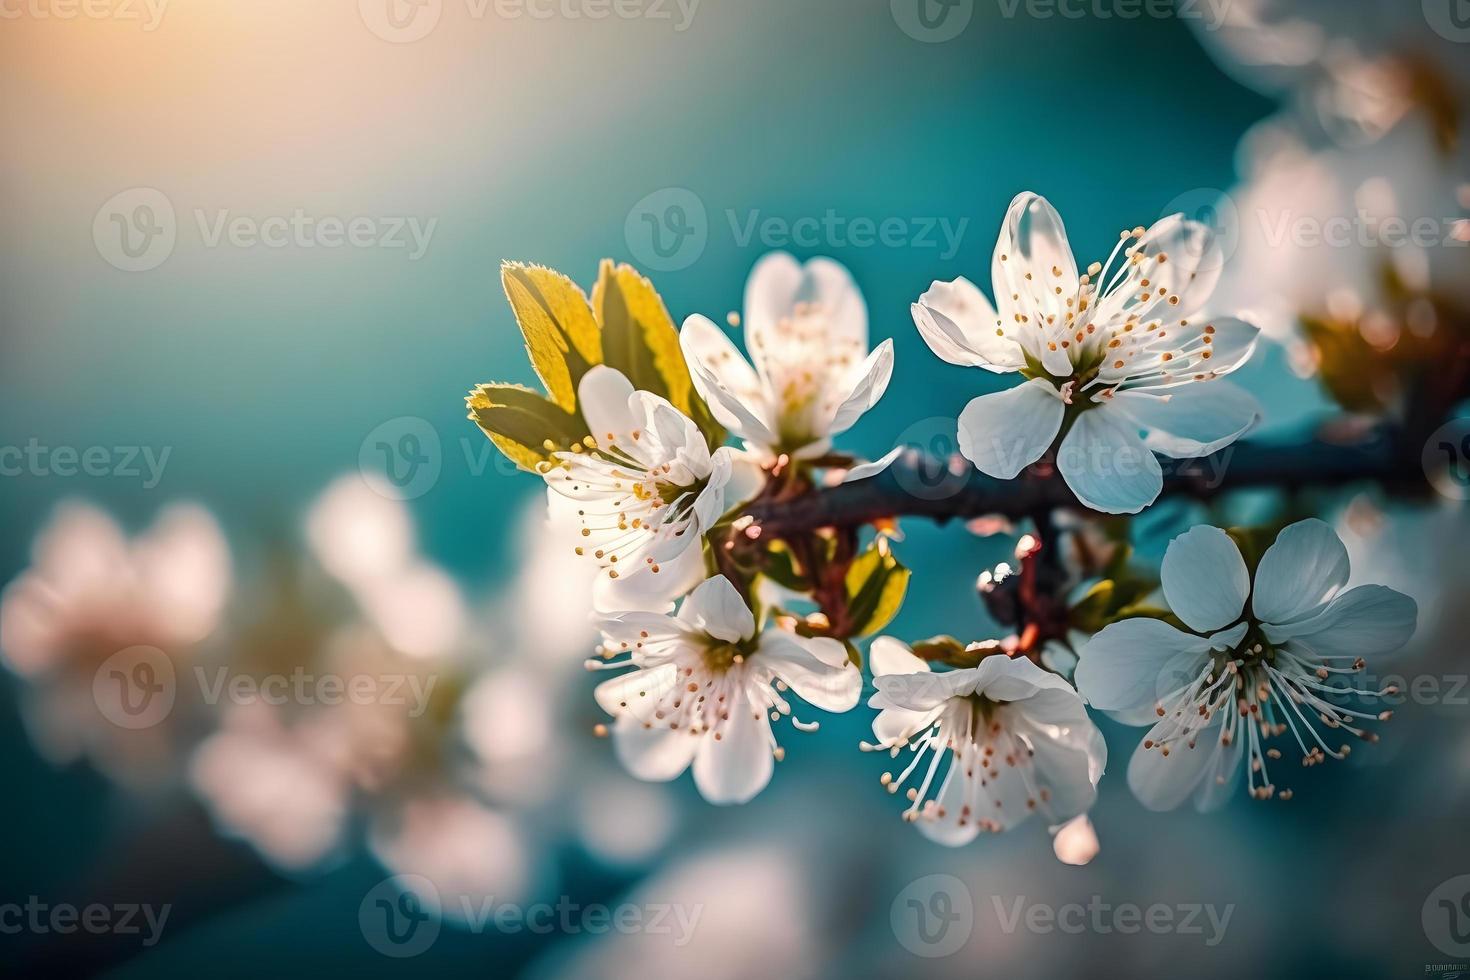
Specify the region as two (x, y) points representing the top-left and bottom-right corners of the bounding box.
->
(760, 541), (810, 592)
(910, 635), (967, 665)
(844, 544), (910, 638)
(466, 383), (588, 473)
(593, 259), (725, 448)
(501, 263), (602, 412)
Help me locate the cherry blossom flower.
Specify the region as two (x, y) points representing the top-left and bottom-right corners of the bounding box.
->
(1075, 519), (1417, 810)
(680, 252), (895, 463)
(911, 192), (1262, 514)
(588, 575), (861, 805)
(545, 366), (745, 610)
(862, 637), (1106, 845)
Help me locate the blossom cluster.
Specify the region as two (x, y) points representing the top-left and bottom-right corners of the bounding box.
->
(469, 191), (1420, 861)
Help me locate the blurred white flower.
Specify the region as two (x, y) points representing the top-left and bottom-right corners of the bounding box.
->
(680, 252), (895, 462)
(305, 474), (414, 591)
(590, 575), (861, 805)
(528, 844), (821, 980)
(1051, 814), (1100, 866)
(913, 192), (1261, 514)
(189, 702), (350, 871)
(545, 366), (741, 611)
(0, 501), (230, 784)
(1076, 520), (1417, 810)
(1216, 113), (1470, 351)
(864, 637), (1106, 845)
(573, 772), (677, 868)
(369, 793), (531, 925)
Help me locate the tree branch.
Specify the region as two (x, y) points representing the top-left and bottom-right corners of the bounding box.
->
(745, 419), (1430, 535)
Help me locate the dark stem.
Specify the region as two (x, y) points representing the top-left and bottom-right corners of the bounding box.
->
(744, 418), (1432, 535)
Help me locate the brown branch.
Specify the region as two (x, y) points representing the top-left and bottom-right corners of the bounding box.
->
(744, 419), (1432, 535)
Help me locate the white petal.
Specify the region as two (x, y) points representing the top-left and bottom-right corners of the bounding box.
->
(871, 704), (942, 747)
(577, 367), (639, 450)
(841, 446), (904, 484)
(677, 575), (755, 643)
(1251, 518), (1350, 625)
(828, 339), (895, 436)
(1112, 382), (1261, 459)
(1056, 406), (1162, 515)
(1052, 815), (1099, 866)
(1192, 727), (1244, 813)
(1263, 584), (1417, 656)
(758, 632), (861, 712)
(1127, 731), (1216, 812)
(1161, 525), (1249, 633)
(679, 314), (778, 450)
(722, 449), (766, 507)
(745, 253), (866, 377)
(869, 636), (929, 677)
(612, 714), (698, 782)
(956, 379), (1065, 479)
(916, 761), (982, 846)
(992, 192), (1079, 333)
(970, 652), (1068, 703)
(872, 669), (970, 712)
(595, 663), (681, 723)
(592, 541), (701, 614)
(912, 277), (1024, 372)
(1075, 618), (1211, 712)
(692, 695), (774, 805)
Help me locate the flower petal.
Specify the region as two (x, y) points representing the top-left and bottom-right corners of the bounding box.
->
(869, 636), (929, 677)
(1075, 618), (1211, 712)
(1263, 584), (1417, 656)
(992, 192), (1079, 335)
(1112, 382), (1261, 459)
(841, 446), (904, 484)
(745, 253), (866, 377)
(578, 366), (639, 452)
(956, 379), (1065, 479)
(828, 338), (895, 436)
(1126, 729), (1217, 812)
(1251, 518), (1350, 625)
(612, 714), (699, 782)
(1056, 406), (1162, 514)
(1161, 525), (1250, 633)
(758, 632), (861, 712)
(677, 574), (755, 643)
(679, 314), (777, 450)
(912, 277), (1024, 372)
(692, 694), (774, 805)
(595, 663), (681, 724)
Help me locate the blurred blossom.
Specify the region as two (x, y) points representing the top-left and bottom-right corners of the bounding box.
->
(1215, 113), (1470, 359)
(355, 560), (466, 660)
(460, 666), (562, 806)
(1190, 0), (1469, 147)
(504, 493), (601, 670)
(1051, 814), (1100, 867)
(189, 702), (350, 872)
(368, 793), (531, 925)
(0, 501), (230, 786)
(529, 844), (823, 980)
(304, 474), (415, 590)
(573, 772), (677, 868)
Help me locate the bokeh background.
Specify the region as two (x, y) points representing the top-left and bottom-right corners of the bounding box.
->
(1, 0), (1468, 976)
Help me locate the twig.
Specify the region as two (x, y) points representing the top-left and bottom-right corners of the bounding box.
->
(745, 419), (1429, 535)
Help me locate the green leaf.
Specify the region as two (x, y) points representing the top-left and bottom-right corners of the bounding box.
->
(759, 541), (810, 592)
(466, 383), (589, 473)
(844, 544), (911, 638)
(592, 260), (725, 448)
(501, 263), (602, 412)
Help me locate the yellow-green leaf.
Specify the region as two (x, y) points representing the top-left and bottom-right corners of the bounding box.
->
(466, 382), (589, 473)
(593, 259), (686, 407)
(845, 544), (911, 638)
(502, 263), (602, 412)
